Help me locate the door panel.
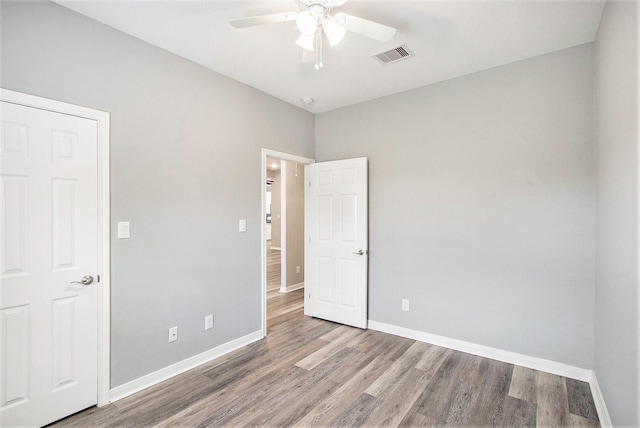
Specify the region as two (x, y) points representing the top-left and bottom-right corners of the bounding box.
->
(305, 158), (368, 329)
(0, 101), (99, 427)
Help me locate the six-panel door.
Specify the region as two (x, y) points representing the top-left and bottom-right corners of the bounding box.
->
(0, 102), (99, 426)
(305, 158), (368, 329)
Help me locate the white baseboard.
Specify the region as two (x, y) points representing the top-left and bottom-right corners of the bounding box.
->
(367, 320), (592, 382)
(588, 372), (613, 427)
(270, 246), (281, 250)
(280, 282), (304, 293)
(370, 320), (614, 424)
(109, 330), (263, 403)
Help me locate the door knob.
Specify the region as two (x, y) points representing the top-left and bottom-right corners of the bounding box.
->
(71, 275), (94, 286)
(352, 250), (366, 256)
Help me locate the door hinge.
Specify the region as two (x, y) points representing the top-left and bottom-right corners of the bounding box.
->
(308, 292), (311, 299)
(308, 180), (311, 187)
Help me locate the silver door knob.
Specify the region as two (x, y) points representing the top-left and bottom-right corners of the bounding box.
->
(352, 250), (365, 256)
(71, 275), (94, 286)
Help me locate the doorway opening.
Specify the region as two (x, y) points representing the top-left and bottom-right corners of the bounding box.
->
(261, 149), (314, 336)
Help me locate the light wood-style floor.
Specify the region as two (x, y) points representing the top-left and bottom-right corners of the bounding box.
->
(52, 244), (600, 427)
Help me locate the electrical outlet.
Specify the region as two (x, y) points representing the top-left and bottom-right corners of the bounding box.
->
(402, 299), (410, 311)
(168, 326), (178, 342)
(296, 266), (301, 274)
(205, 314), (214, 330)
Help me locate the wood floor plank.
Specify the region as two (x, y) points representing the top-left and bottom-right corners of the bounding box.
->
(398, 411), (432, 427)
(457, 353), (490, 387)
(255, 347), (353, 422)
(325, 349), (377, 385)
(536, 371), (570, 427)
(363, 367), (440, 427)
(248, 371), (341, 427)
(225, 338), (330, 397)
(509, 365), (538, 403)
(566, 413), (602, 427)
(223, 405), (267, 428)
(293, 356), (393, 427)
(103, 375), (228, 427)
(151, 389), (238, 428)
(330, 392), (381, 427)
(466, 359), (514, 426)
(410, 350), (471, 420)
(348, 329), (416, 362)
(414, 343), (453, 372)
(364, 340), (428, 397)
(295, 327), (362, 370)
(494, 395), (537, 427)
(566, 378), (599, 421)
(320, 324), (360, 342)
(434, 380), (480, 426)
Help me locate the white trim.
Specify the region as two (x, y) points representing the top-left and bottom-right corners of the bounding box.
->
(109, 330), (263, 402)
(261, 149), (314, 337)
(367, 320), (592, 382)
(280, 282), (304, 293)
(280, 160), (287, 296)
(588, 372), (613, 427)
(0, 89), (111, 407)
(270, 246), (281, 250)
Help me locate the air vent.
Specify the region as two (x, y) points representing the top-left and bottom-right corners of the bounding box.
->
(372, 44), (414, 66)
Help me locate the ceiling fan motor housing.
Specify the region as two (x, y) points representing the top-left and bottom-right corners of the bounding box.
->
(296, 4), (326, 34)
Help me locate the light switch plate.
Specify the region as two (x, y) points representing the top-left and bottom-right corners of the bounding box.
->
(117, 221), (130, 239)
(239, 219), (247, 232)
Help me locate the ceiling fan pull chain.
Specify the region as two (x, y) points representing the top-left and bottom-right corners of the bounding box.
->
(315, 27), (323, 70)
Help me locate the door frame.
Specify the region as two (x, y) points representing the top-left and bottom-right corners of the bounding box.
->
(260, 149), (314, 336)
(1, 88), (111, 407)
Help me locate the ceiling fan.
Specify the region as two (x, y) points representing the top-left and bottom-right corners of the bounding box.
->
(230, 0), (397, 70)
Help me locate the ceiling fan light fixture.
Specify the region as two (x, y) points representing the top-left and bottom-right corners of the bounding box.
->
(296, 33), (315, 51)
(322, 17), (346, 46)
(296, 10), (319, 35)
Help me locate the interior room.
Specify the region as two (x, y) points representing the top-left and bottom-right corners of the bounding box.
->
(0, 0), (637, 426)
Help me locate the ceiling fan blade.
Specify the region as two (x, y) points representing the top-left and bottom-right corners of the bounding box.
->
(334, 12), (396, 42)
(230, 11), (298, 29)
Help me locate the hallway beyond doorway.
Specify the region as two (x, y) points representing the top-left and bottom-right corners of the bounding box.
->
(266, 241), (303, 331)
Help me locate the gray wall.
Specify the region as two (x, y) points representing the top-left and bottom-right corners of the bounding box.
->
(594, 0), (639, 425)
(0, 0), (314, 387)
(285, 162), (305, 287)
(316, 44), (596, 368)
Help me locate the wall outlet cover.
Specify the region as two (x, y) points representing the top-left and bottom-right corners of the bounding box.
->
(168, 326), (178, 342)
(205, 315), (214, 330)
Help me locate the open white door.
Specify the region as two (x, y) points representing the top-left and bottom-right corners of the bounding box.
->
(304, 157), (368, 329)
(0, 100), (100, 426)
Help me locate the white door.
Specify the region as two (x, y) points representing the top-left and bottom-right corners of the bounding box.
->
(0, 101), (99, 426)
(304, 157), (368, 329)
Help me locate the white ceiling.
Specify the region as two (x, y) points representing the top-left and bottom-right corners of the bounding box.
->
(53, 0), (606, 114)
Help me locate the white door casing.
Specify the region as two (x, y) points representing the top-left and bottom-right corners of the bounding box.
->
(0, 90), (110, 426)
(305, 157), (368, 329)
